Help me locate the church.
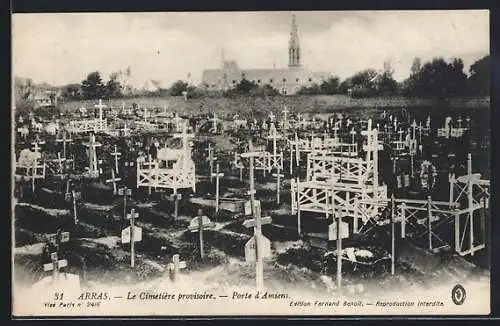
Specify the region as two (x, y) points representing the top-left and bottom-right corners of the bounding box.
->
(201, 15), (331, 95)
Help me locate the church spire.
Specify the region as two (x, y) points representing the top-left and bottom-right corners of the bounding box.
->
(288, 14), (301, 68)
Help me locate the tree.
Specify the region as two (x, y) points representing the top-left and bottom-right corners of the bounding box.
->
(169, 80), (189, 96)
(467, 55), (490, 96)
(401, 57), (468, 98)
(81, 71), (106, 99)
(319, 77), (340, 94)
(410, 57), (421, 76)
(105, 72), (123, 98)
(233, 78), (258, 94)
(375, 61), (398, 96)
(297, 83), (321, 95)
(340, 69), (378, 97)
(62, 83), (82, 99)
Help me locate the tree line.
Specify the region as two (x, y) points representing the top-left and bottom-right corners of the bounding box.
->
(60, 54), (489, 100)
(297, 55), (489, 98)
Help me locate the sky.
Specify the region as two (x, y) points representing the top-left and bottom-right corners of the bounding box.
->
(12, 10), (489, 88)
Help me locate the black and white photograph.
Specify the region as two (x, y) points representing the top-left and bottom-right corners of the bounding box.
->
(11, 10), (490, 316)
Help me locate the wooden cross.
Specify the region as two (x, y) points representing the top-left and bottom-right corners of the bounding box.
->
(206, 144), (217, 182)
(397, 128), (404, 142)
(169, 193), (182, 220)
(272, 172), (284, 205)
(187, 210), (216, 259)
(111, 145), (122, 174)
(332, 124), (340, 140)
(126, 208), (140, 267)
(211, 163), (224, 213)
(94, 99), (107, 130)
(118, 187), (132, 219)
(173, 122), (195, 172)
(267, 123), (282, 157)
(43, 252), (68, 283)
(350, 129), (356, 144)
(241, 139), (271, 289)
(83, 133), (102, 175)
(210, 112), (219, 133)
(56, 131), (72, 159)
(31, 136), (45, 153)
(122, 123), (130, 137)
(243, 213), (272, 289)
(106, 169), (122, 195)
(282, 106), (290, 129)
(172, 115), (183, 132)
(168, 254), (187, 282)
(46, 229), (70, 253)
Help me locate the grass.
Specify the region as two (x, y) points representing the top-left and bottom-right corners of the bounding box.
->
(56, 95), (490, 119)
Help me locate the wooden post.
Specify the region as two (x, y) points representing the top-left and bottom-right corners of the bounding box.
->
(427, 196), (432, 251)
(336, 211), (342, 293)
(126, 208), (139, 267)
(401, 203), (406, 238)
(72, 190), (78, 224)
(31, 159), (36, 194)
(272, 173), (284, 205)
(243, 139), (264, 289)
(51, 252), (60, 282)
(296, 177), (301, 236)
(391, 194), (395, 275)
(198, 215), (205, 259)
(467, 153), (474, 256)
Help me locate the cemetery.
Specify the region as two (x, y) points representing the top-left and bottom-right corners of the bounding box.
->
(12, 98), (490, 296)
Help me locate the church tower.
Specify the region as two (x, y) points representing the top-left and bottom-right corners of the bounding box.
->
(288, 14), (301, 68)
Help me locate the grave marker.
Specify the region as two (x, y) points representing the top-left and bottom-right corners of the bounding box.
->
(168, 254), (186, 282)
(272, 172), (284, 205)
(187, 210), (215, 259)
(211, 163), (224, 212)
(106, 169), (122, 195)
(43, 252), (68, 282)
(122, 208), (141, 267)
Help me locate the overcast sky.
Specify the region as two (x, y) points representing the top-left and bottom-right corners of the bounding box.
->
(12, 10), (489, 88)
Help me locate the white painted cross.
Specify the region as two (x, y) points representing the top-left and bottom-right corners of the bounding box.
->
(269, 111), (276, 122)
(46, 230), (70, 252)
(83, 133), (102, 176)
(106, 169), (122, 195)
(206, 143), (217, 182)
(210, 112), (219, 133)
(56, 131), (73, 159)
(123, 208), (141, 267)
(187, 210), (215, 259)
(211, 163), (224, 213)
(350, 129), (356, 144)
(267, 123), (282, 157)
(173, 122), (195, 172)
(168, 254), (187, 282)
(457, 116), (463, 129)
(94, 99), (107, 130)
(241, 138), (271, 289)
(111, 145), (122, 174)
(282, 106), (290, 129)
(43, 252), (68, 282)
(121, 123), (130, 137)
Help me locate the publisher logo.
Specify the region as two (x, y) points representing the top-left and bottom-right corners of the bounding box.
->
(451, 284), (466, 305)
